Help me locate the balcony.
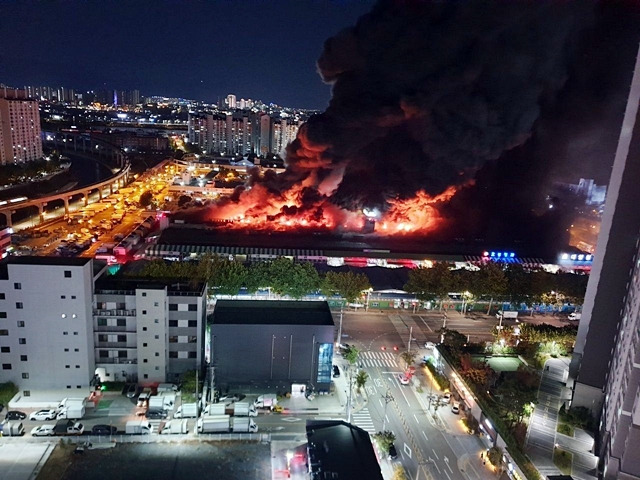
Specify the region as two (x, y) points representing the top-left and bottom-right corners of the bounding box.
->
(93, 309), (136, 317)
(94, 342), (137, 349)
(95, 358), (138, 365)
(94, 325), (136, 333)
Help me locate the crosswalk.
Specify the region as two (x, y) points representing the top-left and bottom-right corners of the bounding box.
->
(351, 407), (376, 434)
(360, 351), (399, 368)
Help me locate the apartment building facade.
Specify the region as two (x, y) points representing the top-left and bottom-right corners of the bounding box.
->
(0, 257), (101, 396)
(0, 88), (43, 164)
(93, 278), (206, 385)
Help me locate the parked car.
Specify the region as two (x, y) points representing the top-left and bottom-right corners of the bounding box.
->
(398, 373), (411, 385)
(6, 410), (26, 420)
(145, 409), (167, 420)
(424, 341), (436, 349)
(31, 425), (55, 437)
(451, 401), (460, 414)
(332, 365), (340, 378)
(441, 392), (452, 404)
(125, 384), (138, 398)
(388, 443), (398, 460)
(29, 409), (58, 421)
(91, 424), (117, 435)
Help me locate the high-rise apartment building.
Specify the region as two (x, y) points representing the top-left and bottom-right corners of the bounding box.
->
(570, 48), (640, 479)
(93, 277), (206, 384)
(0, 257), (100, 395)
(226, 94), (236, 109)
(0, 88), (43, 164)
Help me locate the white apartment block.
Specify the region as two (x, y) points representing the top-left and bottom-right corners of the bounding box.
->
(0, 90), (43, 164)
(93, 278), (206, 385)
(0, 257), (101, 396)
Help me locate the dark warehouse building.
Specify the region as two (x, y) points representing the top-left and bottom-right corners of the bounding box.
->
(210, 300), (335, 393)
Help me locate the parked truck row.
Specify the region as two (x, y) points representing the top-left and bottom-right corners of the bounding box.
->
(196, 415), (258, 434)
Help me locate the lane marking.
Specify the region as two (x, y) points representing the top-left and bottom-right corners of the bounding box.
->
(444, 456), (453, 473)
(421, 431), (428, 442)
(413, 413), (420, 424)
(432, 448), (440, 460)
(444, 469), (452, 480)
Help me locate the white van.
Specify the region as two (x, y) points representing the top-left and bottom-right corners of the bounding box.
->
(568, 312), (581, 321)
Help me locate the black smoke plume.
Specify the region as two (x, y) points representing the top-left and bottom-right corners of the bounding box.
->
(285, 0), (591, 210)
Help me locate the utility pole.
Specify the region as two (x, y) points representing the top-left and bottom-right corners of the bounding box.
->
(336, 307), (344, 346)
(346, 364), (354, 423)
(408, 326), (413, 353)
(381, 388), (394, 431)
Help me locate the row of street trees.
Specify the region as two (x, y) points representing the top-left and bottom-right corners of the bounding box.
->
(130, 255), (372, 301)
(404, 262), (588, 311)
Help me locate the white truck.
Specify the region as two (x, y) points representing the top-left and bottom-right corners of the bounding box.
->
(496, 310), (518, 319)
(57, 398), (86, 419)
(148, 395), (167, 412)
(202, 402), (256, 417)
(254, 394), (278, 410)
(58, 397), (86, 409)
(54, 420), (84, 436)
(174, 403), (198, 419)
(160, 419), (189, 435)
(125, 420), (153, 435)
(196, 415), (258, 434)
(568, 312), (582, 321)
(157, 383), (179, 394)
(0, 421), (25, 436)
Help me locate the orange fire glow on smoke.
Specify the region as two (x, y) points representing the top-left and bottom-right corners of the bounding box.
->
(207, 184), (459, 235)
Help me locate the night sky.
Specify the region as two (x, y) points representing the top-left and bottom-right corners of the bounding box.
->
(0, 0), (376, 109)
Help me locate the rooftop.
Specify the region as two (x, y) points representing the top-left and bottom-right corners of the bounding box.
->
(213, 300), (334, 326)
(305, 420), (383, 480)
(1, 256), (92, 267)
(95, 276), (207, 296)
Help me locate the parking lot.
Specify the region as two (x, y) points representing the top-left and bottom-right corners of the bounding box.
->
(37, 440), (271, 480)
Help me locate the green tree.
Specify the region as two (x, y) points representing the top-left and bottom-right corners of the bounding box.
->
(404, 262), (455, 310)
(139, 190), (154, 207)
(322, 271), (371, 303)
(438, 328), (467, 352)
(264, 258), (320, 299)
(471, 262), (508, 314)
(180, 370), (201, 403)
(400, 351), (416, 369)
(373, 431), (396, 454)
(343, 345), (360, 366)
(355, 370), (369, 394)
(505, 264), (532, 306)
(487, 446), (503, 468)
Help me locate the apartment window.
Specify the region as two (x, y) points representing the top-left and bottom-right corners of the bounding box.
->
(75, 365), (80, 368)
(22, 373), (28, 379)
(142, 327), (147, 331)
(71, 296), (76, 299)
(17, 321), (24, 327)
(61, 295), (66, 299)
(0, 293), (4, 299)
(142, 292), (146, 297)
(117, 335), (126, 343)
(143, 343), (148, 347)
(16, 302), (23, 309)
(97, 318), (107, 326)
(64, 270), (72, 278)
(0, 312), (6, 318)
(169, 304), (178, 311)
(188, 352), (197, 359)
(155, 366), (159, 370)
(154, 335), (159, 340)
(0, 330), (7, 336)
(144, 374), (148, 379)
(169, 351), (178, 358)
(99, 351), (108, 358)
(154, 302), (159, 307)
(0, 346), (9, 353)
(65, 365), (70, 368)
(23, 390), (30, 397)
(74, 348), (79, 352)
(64, 348), (69, 352)
(2, 364), (11, 369)
(98, 334), (107, 342)
(118, 351), (127, 358)
(188, 320), (197, 328)
(169, 336), (177, 343)
(14, 283), (21, 290)
(18, 338), (25, 344)
(155, 352), (159, 357)
(154, 319), (159, 324)
(73, 332), (78, 336)
(20, 355), (27, 361)
(67, 386), (71, 389)
(117, 318), (126, 327)
(169, 320), (178, 327)
(189, 336), (197, 343)
(63, 332), (68, 336)
(77, 386), (81, 389)
(142, 310), (147, 315)
(143, 359), (148, 363)
(188, 304), (197, 312)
